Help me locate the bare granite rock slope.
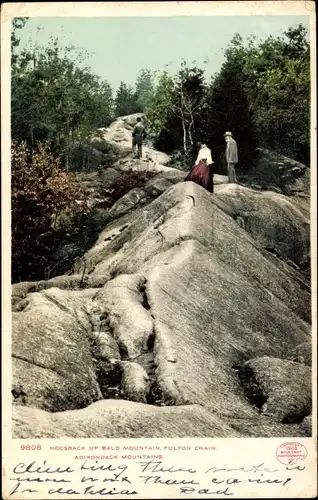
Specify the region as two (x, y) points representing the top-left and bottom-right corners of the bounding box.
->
(11, 118), (312, 439)
(91, 113), (173, 172)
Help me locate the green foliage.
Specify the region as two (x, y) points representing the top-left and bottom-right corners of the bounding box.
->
(241, 25), (310, 162)
(146, 24), (310, 167)
(149, 63), (207, 155)
(11, 35), (114, 167)
(114, 69), (154, 117)
(170, 149), (194, 172)
(114, 81), (141, 116)
(11, 17), (28, 65)
(146, 71), (175, 144)
(134, 69), (155, 112)
(206, 45), (257, 170)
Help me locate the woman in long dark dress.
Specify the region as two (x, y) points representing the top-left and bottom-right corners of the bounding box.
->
(184, 143), (215, 193)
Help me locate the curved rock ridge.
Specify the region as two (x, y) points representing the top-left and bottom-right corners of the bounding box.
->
(13, 399), (311, 439)
(12, 121), (312, 438)
(12, 179), (312, 438)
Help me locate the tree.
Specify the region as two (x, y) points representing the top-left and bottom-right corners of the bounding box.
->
(204, 25), (310, 168)
(134, 69), (155, 112)
(150, 63), (207, 160)
(146, 71), (174, 134)
(10, 23), (116, 281)
(93, 80), (114, 127)
(114, 81), (140, 116)
(11, 17), (28, 65)
(241, 24), (310, 162)
(170, 61), (207, 153)
(11, 36), (114, 167)
(205, 35), (257, 170)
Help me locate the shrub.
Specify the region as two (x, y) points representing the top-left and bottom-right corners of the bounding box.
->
(104, 169), (157, 205)
(170, 149), (194, 172)
(11, 141), (87, 282)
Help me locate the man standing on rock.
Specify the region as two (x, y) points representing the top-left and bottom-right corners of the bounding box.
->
(224, 131), (238, 183)
(132, 117), (147, 159)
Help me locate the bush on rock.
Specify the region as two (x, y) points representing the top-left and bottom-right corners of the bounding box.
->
(12, 141), (87, 282)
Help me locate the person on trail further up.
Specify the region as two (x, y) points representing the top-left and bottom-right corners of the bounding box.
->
(132, 117), (147, 159)
(224, 131), (238, 183)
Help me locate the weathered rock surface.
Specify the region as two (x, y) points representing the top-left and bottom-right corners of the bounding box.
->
(12, 288), (102, 412)
(238, 356), (311, 422)
(91, 113), (173, 172)
(13, 400), (241, 438)
(13, 399), (312, 439)
(239, 147), (310, 197)
(12, 117), (312, 439)
(287, 342), (312, 366)
(214, 184), (310, 269)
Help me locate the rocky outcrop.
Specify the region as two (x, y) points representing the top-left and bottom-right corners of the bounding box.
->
(239, 147), (310, 197)
(91, 113), (173, 172)
(214, 184), (310, 271)
(12, 180), (312, 438)
(43, 169), (188, 280)
(12, 287), (102, 412)
(238, 356), (311, 422)
(287, 342), (312, 366)
(13, 401), (241, 439)
(11, 116), (312, 439)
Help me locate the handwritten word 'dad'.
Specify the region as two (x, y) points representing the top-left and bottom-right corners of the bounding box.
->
(6, 458), (308, 498)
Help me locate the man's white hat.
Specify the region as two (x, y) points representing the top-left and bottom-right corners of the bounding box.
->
(224, 131), (233, 137)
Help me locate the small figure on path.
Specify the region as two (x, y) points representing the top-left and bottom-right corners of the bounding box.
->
(224, 131), (238, 183)
(184, 142), (215, 193)
(132, 117), (147, 159)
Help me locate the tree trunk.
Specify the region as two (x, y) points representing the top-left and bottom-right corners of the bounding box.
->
(188, 125), (193, 147)
(188, 112), (194, 147)
(82, 149), (85, 171)
(179, 87), (187, 153)
(65, 154), (69, 171)
(30, 125), (34, 146)
(182, 117), (187, 153)
(65, 118), (71, 171)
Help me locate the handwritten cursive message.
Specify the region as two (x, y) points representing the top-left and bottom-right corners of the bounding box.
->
(7, 458), (307, 498)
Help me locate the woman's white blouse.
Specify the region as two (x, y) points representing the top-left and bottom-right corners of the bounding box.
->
(195, 146), (213, 166)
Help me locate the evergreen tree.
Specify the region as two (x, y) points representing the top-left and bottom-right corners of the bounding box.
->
(134, 69), (154, 112)
(206, 50), (257, 172)
(115, 82), (140, 116)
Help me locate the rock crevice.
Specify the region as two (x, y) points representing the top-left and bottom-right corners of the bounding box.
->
(11, 115), (312, 438)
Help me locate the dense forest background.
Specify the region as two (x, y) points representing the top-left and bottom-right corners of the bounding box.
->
(11, 18), (311, 282)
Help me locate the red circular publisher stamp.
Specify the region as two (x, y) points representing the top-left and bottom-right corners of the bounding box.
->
(276, 442), (307, 465)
